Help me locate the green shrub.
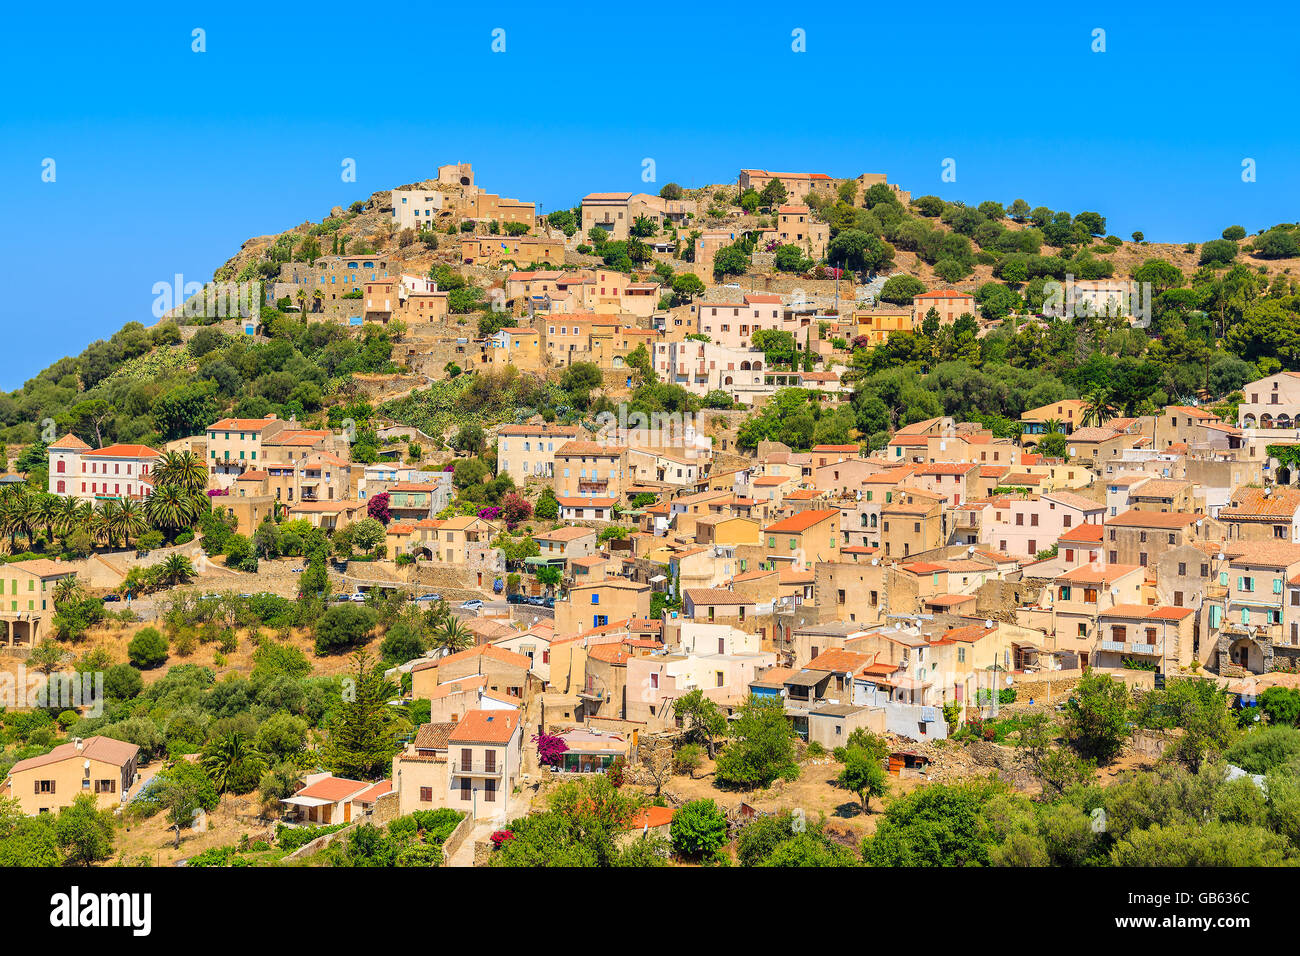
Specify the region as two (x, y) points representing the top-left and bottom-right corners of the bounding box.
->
(127, 627), (168, 669)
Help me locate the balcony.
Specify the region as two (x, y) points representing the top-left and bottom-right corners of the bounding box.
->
(1099, 639), (1160, 656)
(451, 760), (503, 778)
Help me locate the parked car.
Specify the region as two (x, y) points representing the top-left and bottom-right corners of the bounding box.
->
(415, 593), (442, 603)
(103, 594), (121, 603)
(349, 593), (367, 603)
(459, 599), (484, 611)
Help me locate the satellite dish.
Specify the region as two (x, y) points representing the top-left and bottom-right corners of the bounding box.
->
(968, 545), (976, 555)
(984, 619), (994, 629)
(1218, 552), (1226, 561)
(871, 558), (879, 566)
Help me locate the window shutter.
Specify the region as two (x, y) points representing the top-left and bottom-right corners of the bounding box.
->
(34, 780), (40, 795)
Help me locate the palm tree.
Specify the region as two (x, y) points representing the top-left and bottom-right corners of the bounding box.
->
(0, 487), (35, 550)
(154, 451), (207, 494)
(147, 484), (199, 535)
(96, 499), (120, 549)
(116, 498), (148, 548)
(34, 494), (60, 544)
(1042, 418), (1064, 435)
(1081, 388), (1118, 428)
(54, 496), (81, 539)
(201, 732), (267, 794)
(154, 554), (197, 587)
(430, 617), (472, 657)
(52, 575), (84, 608)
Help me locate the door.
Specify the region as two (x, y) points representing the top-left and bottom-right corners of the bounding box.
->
(344, 802), (352, 823)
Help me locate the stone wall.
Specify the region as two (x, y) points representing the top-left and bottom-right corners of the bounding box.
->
(284, 822), (357, 861)
(472, 839), (495, 866)
(440, 811), (476, 867)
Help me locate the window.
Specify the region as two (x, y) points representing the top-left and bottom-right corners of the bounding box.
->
(484, 779), (497, 802)
(419, 786), (432, 802)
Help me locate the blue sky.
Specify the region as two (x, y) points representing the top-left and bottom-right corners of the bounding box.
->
(2, 0), (1298, 389)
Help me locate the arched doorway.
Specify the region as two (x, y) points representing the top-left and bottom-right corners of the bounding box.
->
(1228, 637), (1264, 674)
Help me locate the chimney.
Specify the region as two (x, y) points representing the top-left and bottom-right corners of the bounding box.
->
(73, 737), (83, 751)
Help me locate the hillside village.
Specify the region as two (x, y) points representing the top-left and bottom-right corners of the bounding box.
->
(7, 161), (1300, 868)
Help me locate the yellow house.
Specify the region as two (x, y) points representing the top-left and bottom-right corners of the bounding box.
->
(2, 736), (139, 815)
(485, 327), (541, 369)
(0, 558), (79, 649)
(762, 508), (840, 571)
(555, 580), (651, 635)
(853, 308), (915, 345)
(693, 515), (761, 547)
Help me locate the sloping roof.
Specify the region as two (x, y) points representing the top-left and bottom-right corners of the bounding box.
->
(295, 775), (372, 802)
(82, 443), (161, 459)
(49, 434), (91, 451)
(210, 417), (280, 431)
(1220, 486), (1300, 520)
(7, 558), (76, 578)
(449, 709), (520, 745)
(1068, 427), (1123, 443)
(413, 722), (459, 750)
(1105, 509), (1199, 529)
(535, 526), (597, 542)
(7, 736), (140, 776)
(1059, 523), (1105, 543)
(1044, 491), (1105, 511)
(438, 645), (533, 671)
(684, 588), (753, 605)
(1057, 564), (1142, 584)
(805, 648), (874, 673)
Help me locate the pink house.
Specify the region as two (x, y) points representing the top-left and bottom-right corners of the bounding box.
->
(984, 491), (1106, 559)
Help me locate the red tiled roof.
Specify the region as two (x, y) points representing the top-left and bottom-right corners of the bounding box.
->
(449, 709), (520, 745)
(295, 775), (372, 802)
(82, 443), (161, 459)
